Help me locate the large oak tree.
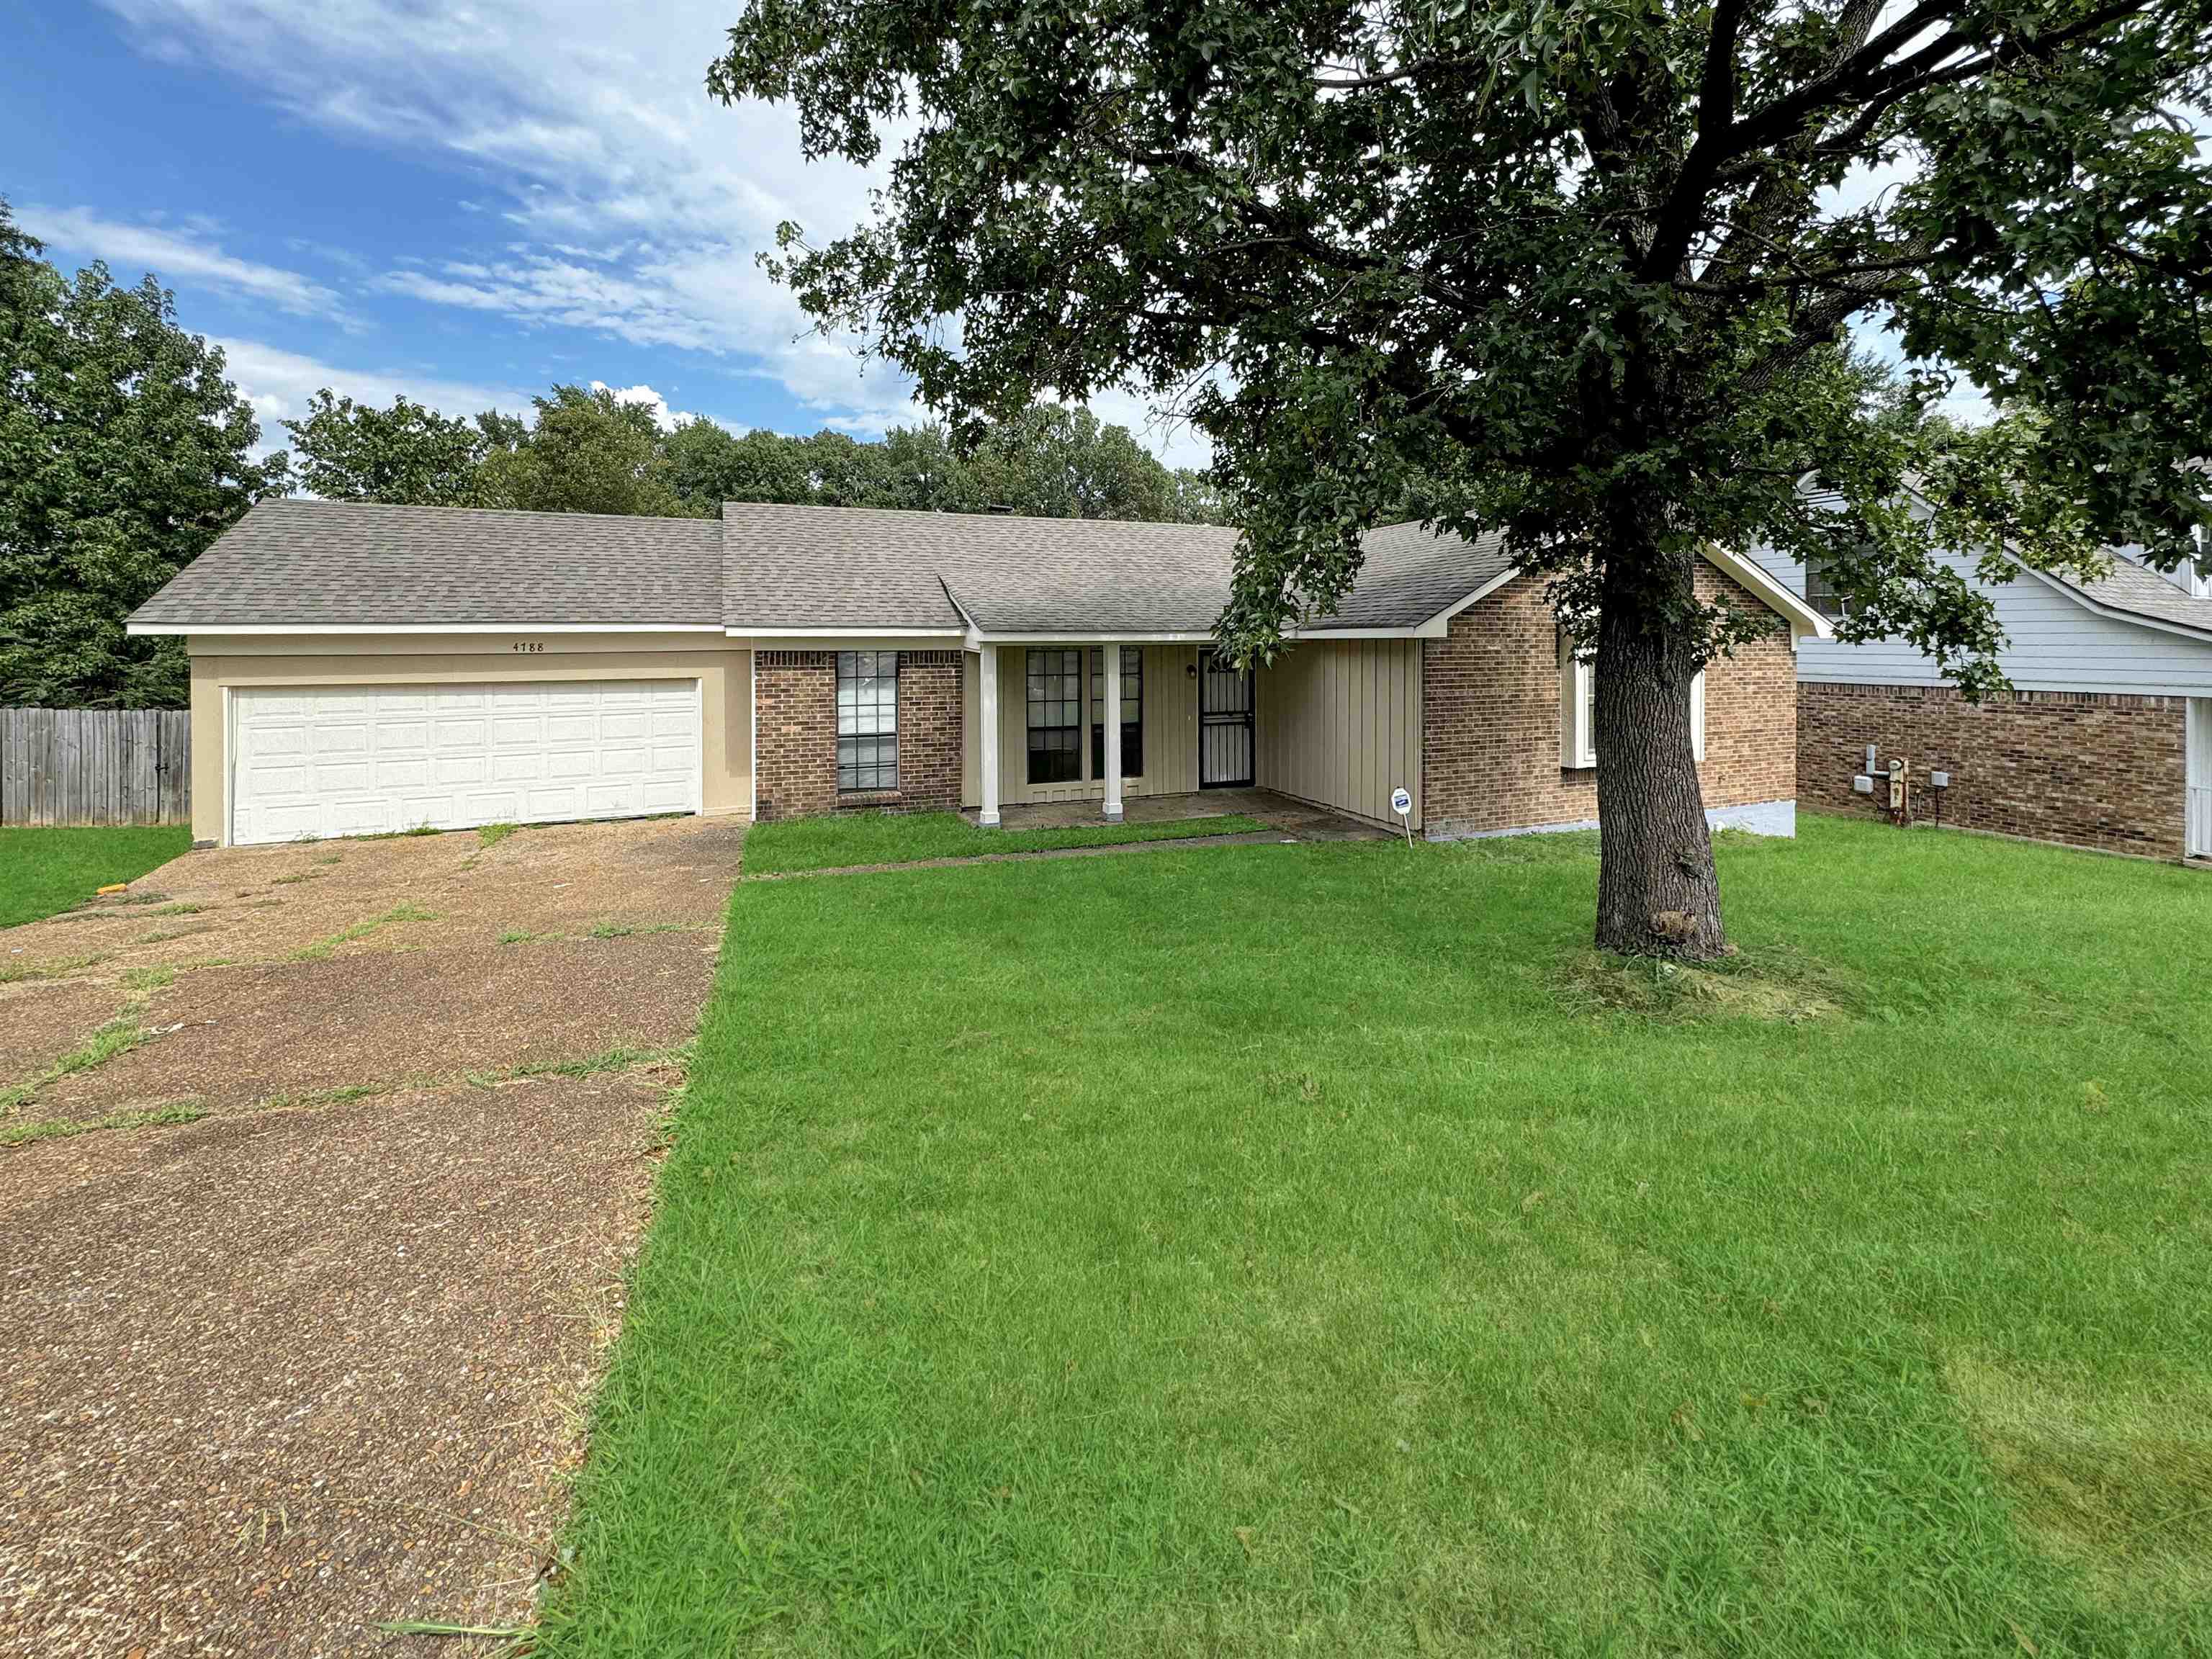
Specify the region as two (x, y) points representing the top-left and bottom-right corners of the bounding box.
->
(711, 0), (2212, 957)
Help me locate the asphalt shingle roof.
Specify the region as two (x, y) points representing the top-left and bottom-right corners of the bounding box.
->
(720, 502), (1241, 633)
(2055, 552), (2212, 635)
(132, 500), (1517, 635)
(130, 500), (725, 629)
(1319, 519), (1515, 629)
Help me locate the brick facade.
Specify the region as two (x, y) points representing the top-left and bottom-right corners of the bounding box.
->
(752, 649), (965, 822)
(893, 652), (964, 810)
(1421, 565), (1799, 838)
(1798, 681), (2188, 860)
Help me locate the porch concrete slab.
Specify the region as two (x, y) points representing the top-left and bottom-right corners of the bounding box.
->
(964, 787), (1390, 842)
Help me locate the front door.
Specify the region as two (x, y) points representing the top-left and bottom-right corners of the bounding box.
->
(1197, 649), (1254, 788)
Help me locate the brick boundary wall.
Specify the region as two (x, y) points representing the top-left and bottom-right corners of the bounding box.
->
(752, 649), (965, 822)
(1798, 681), (2188, 860)
(1421, 565), (1798, 839)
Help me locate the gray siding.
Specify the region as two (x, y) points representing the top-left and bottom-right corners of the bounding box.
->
(1749, 539), (2212, 697)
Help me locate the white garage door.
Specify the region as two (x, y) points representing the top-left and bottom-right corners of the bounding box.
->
(230, 680), (701, 845)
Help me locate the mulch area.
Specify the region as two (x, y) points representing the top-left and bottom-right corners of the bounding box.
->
(0, 816), (745, 1654)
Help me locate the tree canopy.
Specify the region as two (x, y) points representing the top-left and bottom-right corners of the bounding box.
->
(711, 0), (2212, 956)
(0, 199), (289, 708)
(287, 386), (1227, 523)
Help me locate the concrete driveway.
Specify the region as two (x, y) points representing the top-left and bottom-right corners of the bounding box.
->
(0, 816), (744, 1655)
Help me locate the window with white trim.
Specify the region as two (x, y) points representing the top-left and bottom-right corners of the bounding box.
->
(1025, 649), (1083, 784)
(1560, 637), (1703, 769)
(835, 650), (898, 792)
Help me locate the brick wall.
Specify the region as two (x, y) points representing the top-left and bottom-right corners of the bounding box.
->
(1421, 564), (1799, 838)
(752, 649), (965, 822)
(1798, 681), (2188, 859)
(894, 652), (964, 810)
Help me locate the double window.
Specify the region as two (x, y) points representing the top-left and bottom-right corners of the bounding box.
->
(836, 650), (898, 792)
(1090, 646), (1144, 780)
(1025, 649), (1083, 784)
(1560, 638), (1702, 770)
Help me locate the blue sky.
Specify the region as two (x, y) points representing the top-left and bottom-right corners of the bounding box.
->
(1, 0), (1213, 465)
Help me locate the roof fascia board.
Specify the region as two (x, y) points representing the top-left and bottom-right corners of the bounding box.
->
(1411, 566), (1522, 634)
(1288, 622), (1444, 639)
(971, 630), (1219, 644)
(722, 626), (966, 639)
(1700, 545), (1834, 639)
(127, 621), (724, 637)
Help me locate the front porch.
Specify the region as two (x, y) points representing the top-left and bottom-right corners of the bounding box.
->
(961, 786), (1391, 842)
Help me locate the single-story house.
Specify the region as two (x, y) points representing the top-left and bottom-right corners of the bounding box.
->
(1751, 492), (2212, 862)
(125, 500), (1828, 849)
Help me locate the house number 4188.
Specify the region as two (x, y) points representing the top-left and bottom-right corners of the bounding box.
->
(511, 641), (544, 654)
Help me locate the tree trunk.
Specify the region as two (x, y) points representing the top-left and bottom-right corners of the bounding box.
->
(1591, 559), (1727, 961)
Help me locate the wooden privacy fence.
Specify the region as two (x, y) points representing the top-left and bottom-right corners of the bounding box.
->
(0, 709), (191, 827)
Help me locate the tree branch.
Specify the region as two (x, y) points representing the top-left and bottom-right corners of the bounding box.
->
(1313, 55), (1489, 91)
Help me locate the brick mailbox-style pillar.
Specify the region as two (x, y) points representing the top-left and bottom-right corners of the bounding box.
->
(752, 649), (965, 822)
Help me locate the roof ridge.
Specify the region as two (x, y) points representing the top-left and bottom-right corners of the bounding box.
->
(719, 499), (1238, 534)
(266, 498), (717, 529)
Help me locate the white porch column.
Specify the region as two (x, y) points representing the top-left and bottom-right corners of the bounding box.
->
(977, 646), (1002, 827)
(1102, 644), (1124, 822)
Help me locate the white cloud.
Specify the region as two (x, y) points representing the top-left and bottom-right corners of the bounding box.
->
(207, 336), (536, 457)
(91, 0), (1213, 465)
(19, 202), (349, 320)
(590, 380), (693, 432)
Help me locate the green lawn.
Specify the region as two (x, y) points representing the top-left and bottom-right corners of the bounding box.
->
(740, 807), (1273, 874)
(543, 816), (2212, 1656)
(0, 825), (192, 929)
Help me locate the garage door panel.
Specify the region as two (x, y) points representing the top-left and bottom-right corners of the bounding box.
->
(310, 721), (372, 754)
(490, 752), (545, 783)
(356, 691), (428, 715)
(431, 755), (490, 786)
(231, 679), (700, 845)
(459, 789), (523, 820)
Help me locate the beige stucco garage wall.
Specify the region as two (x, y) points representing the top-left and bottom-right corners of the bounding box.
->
(184, 634), (752, 845)
(961, 644), (1202, 808)
(1254, 639), (1424, 830)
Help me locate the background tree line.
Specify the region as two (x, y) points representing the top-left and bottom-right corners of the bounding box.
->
(284, 383), (1226, 526)
(1, 197), (1223, 709)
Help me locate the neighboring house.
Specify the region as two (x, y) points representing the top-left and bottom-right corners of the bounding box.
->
(1750, 498), (2212, 862)
(125, 500), (1826, 850)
